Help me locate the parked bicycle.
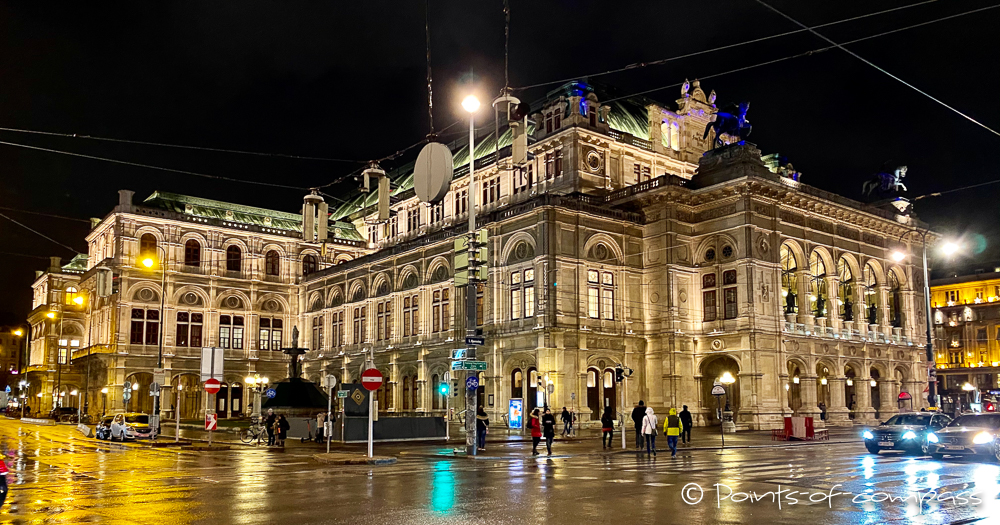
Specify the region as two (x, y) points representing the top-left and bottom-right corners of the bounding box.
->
(239, 419), (267, 446)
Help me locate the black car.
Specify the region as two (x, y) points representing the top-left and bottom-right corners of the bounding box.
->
(862, 412), (952, 454)
(49, 407), (78, 423)
(925, 412), (1000, 461)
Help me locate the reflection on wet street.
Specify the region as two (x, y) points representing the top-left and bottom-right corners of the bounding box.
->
(0, 420), (996, 524)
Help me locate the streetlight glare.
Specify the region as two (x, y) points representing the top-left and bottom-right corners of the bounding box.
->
(461, 95), (480, 113)
(142, 257), (155, 268)
(942, 242), (959, 256)
(46, 312), (55, 319)
(891, 251), (906, 262)
(73, 296), (84, 305)
(13, 329), (22, 337)
(720, 371), (736, 384)
(100, 387), (108, 394)
(70, 390), (78, 396)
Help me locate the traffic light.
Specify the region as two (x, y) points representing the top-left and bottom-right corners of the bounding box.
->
(452, 380), (459, 397)
(615, 366), (624, 383)
(439, 382), (449, 396)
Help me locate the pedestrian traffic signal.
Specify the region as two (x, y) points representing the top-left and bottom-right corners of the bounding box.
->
(615, 366), (624, 383)
(439, 382), (449, 396)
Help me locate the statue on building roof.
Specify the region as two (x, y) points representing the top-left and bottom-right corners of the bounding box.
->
(681, 79), (691, 96)
(862, 165), (908, 201)
(703, 102), (752, 149)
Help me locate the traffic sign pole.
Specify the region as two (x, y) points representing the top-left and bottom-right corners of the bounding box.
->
(361, 356), (382, 459)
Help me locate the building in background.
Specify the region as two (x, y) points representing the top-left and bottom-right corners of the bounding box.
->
(931, 264), (1000, 412)
(27, 79), (933, 428)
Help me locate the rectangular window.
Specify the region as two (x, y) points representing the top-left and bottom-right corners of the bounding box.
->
(271, 319), (283, 349)
(514, 165), (534, 194)
(175, 312), (203, 347)
(219, 315), (232, 349)
(554, 114), (560, 129)
(403, 295), (419, 336)
(130, 308), (145, 345)
(545, 115), (552, 134)
(432, 289), (450, 332)
(724, 287), (738, 320)
(353, 306), (367, 344)
(601, 289), (613, 320)
(641, 165), (651, 181)
(704, 291), (718, 322)
(407, 207), (421, 233)
(232, 316), (244, 350)
(431, 201), (445, 223)
(633, 163), (641, 185)
(332, 312), (343, 347)
(389, 215), (399, 238)
(978, 328), (988, 343)
(456, 190), (468, 216)
(525, 285), (535, 318)
(368, 225), (379, 244)
(481, 177), (499, 206)
(512, 288), (522, 320)
(58, 347), (68, 365)
(377, 300), (392, 341)
(546, 153), (555, 179)
(143, 310), (159, 345)
(554, 149), (563, 176)
(588, 287), (599, 319)
(312, 315), (324, 350)
(259, 318), (271, 350)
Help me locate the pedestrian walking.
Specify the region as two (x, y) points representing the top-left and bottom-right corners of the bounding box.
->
(476, 406), (490, 451)
(529, 409), (542, 456)
(631, 401), (646, 450)
(679, 405), (693, 445)
(265, 409), (277, 446)
(316, 412), (326, 443)
(541, 408), (557, 455)
(277, 414), (290, 447)
(818, 402), (827, 421)
(560, 407), (572, 437)
(569, 409), (576, 436)
(664, 408), (683, 457)
(601, 406), (615, 449)
(641, 407), (658, 456)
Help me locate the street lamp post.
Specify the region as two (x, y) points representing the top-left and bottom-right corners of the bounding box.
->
(101, 387), (108, 418)
(461, 93), (480, 457)
(892, 230), (954, 409)
(142, 247), (167, 439)
(245, 374), (269, 420)
(720, 371), (736, 433)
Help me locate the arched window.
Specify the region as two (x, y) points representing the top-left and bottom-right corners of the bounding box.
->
(184, 240), (201, 267)
(511, 369), (523, 399)
(780, 244), (798, 314)
(863, 263), (879, 325)
(64, 286), (80, 305)
(670, 122), (680, 151)
(226, 245), (242, 272)
(837, 257), (854, 321)
(265, 250), (280, 276)
(302, 254), (317, 276)
(402, 377), (411, 410)
(139, 234), (157, 258)
(660, 122), (672, 149)
(432, 373), (441, 410)
(809, 252), (828, 317)
(888, 271), (902, 328)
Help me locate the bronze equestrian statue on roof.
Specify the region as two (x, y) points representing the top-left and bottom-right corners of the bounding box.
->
(704, 102), (752, 149)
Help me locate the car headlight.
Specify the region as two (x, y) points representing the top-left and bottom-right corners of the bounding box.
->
(927, 433), (939, 443)
(863, 431), (874, 440)
(902, 431), (916, 440)
(973, 432), (994, 445)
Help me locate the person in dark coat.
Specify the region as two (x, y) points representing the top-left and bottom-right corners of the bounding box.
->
(679, 405), (693, 445)
(631, 401), (646, 450)
(541, 408), (557, 455)
(601, 406), (615, 449)
(528, 409), (542, 456)
(476, 406), (490, 451)
(560, 407), (572, 437)
(277, 414), (290, 446)
(265, 409), (277, 446)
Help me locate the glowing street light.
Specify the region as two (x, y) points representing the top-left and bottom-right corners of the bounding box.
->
(46, 312), (55, 319)
(13, 329), (22, 337)
(719, 371), (736, 385)
(962, 382), (976, 392)
(142, 257), (155, 268)
(942, 242), (960, 256)
(461, 95), (480, 114)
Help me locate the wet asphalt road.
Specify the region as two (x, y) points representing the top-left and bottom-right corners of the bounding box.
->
(0, 420), (996, 524)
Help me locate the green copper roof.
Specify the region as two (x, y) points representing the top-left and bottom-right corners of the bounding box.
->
(141, 191), (363, 242)
(61, 253), (88, 272)
(329, 81), (657, 221)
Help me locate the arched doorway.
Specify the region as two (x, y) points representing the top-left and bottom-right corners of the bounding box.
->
(602, 369), (617, 418)
(125, 372), (154, 414)
(510, 369), (523, 409)
(586, 368), (600, 419)
(816, 363), (832, 420)
(845, 365), (857, 419)
(787, 363), (803, 412)
(217, 382), (230, 417)
(526, 367), (539, 413)
(701, 356), (740, 425)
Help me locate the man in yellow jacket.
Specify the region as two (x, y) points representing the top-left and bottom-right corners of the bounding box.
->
(663, 408), (684, 457)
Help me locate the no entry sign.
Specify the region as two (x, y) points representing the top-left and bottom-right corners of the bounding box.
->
(204, 378), (221, 395)
(361, 368), (383, 391)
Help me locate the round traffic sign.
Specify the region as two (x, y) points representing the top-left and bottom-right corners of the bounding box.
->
(205, 378), (221, 394)
(265, 388), (277, 399)
(466, 376), (479, 391)
(361, 368), (383, 391)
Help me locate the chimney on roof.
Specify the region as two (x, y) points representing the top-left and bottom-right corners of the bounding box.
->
(117, 189), (135, 213)
(49, 257), (62, 273)
(317, 201), (329, 242)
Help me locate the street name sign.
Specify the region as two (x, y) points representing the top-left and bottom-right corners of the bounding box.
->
(465, 336), (485, 346)
(711, 385), (726, 396)
(337, 390), (349, 399)
(451, 360), (487, 371)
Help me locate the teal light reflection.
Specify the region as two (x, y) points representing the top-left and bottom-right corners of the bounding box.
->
(430, 460), (456, 514)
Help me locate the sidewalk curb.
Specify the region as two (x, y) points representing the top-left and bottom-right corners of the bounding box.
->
(400, 439), (857, 461)
(313, 453), (397, 465)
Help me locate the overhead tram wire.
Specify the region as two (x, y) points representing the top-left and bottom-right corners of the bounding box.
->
(0, 126), (365, 163)
(0, 211), (81, 254)
(754, 0), (1000, 139)
(514, 0), (941, 91)
(599, 3), (1000, 105)
(0, 206), (92, 224)
(914, 179), (1000, 201)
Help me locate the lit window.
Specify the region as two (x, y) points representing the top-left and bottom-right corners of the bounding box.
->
(588, 269), (615, 320)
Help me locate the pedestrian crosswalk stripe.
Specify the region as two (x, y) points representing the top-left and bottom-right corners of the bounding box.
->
(645, 483), (673, 487)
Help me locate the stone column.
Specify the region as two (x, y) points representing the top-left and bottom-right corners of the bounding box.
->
(799, 374), (822, 424)
(856, 376), (877, 424)
(797, 270), (814, 326)
(827, 377), (850, 425)
(880, 378), (899, 417)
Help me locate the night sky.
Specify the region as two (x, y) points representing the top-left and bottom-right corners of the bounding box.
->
(1, 1), (998, 325)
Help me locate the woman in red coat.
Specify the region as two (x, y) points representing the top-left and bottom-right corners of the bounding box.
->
(528, 408), (542, 456)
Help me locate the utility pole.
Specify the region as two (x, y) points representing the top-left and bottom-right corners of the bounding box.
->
(463, 95), (480, 457)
